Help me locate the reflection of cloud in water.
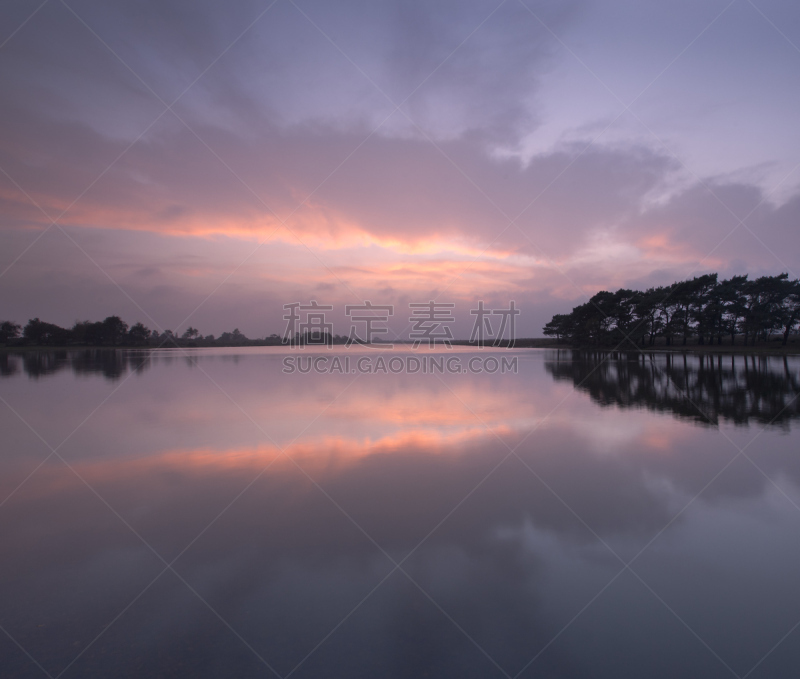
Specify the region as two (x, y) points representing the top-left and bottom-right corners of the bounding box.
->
(0, 348), (560, 458)
(4, 349), (800, 676)
(6, 424), (800, 677)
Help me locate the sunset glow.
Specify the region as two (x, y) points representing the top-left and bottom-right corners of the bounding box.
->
(2, 1), (798, 337)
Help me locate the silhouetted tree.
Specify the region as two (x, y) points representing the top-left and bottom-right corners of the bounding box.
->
(101, 316), (128, 345)
(0, 320), (21, 343)
(779, 279), (800, 346)
(23, 318), (72, 345)
(544, 272), (799, 347)
(128, 322), (152, 345)
(543, 314), (572, 341)
(686, 274), (718, 345)
(219, 328), (247, 344)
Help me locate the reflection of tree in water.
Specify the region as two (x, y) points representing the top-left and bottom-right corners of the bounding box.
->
(71, 349), (151, 380)
(3, 349), (152, 381)
(545, 350), (800, 427)
(21, 350), (71, 378)
(0, 353), (19, 377)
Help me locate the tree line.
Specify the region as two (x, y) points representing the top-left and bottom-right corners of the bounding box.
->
(0, 316), (265, 347)
(0, 317), (391, 348)
(543, 273), (800, 347)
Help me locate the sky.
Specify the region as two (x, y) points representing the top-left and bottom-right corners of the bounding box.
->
(1, 0), (799, 339)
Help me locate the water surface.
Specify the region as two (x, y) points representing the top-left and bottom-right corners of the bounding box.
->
(2, 348), (800, 678)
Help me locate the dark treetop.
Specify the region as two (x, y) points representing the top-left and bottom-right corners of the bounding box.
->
(543, 273), (800, 348)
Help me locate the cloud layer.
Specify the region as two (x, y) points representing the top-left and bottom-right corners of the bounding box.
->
(1, 0), (798, 336)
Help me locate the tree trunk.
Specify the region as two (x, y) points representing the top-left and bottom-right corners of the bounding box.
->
(783, 313), (797, 346)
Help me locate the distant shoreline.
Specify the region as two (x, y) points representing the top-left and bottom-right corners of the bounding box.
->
(3, 338), (800, 354)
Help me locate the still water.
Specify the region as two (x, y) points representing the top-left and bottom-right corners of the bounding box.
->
(2, 347), (800, 678)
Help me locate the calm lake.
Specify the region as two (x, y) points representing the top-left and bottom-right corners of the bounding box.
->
(2, 347), (800, 678)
